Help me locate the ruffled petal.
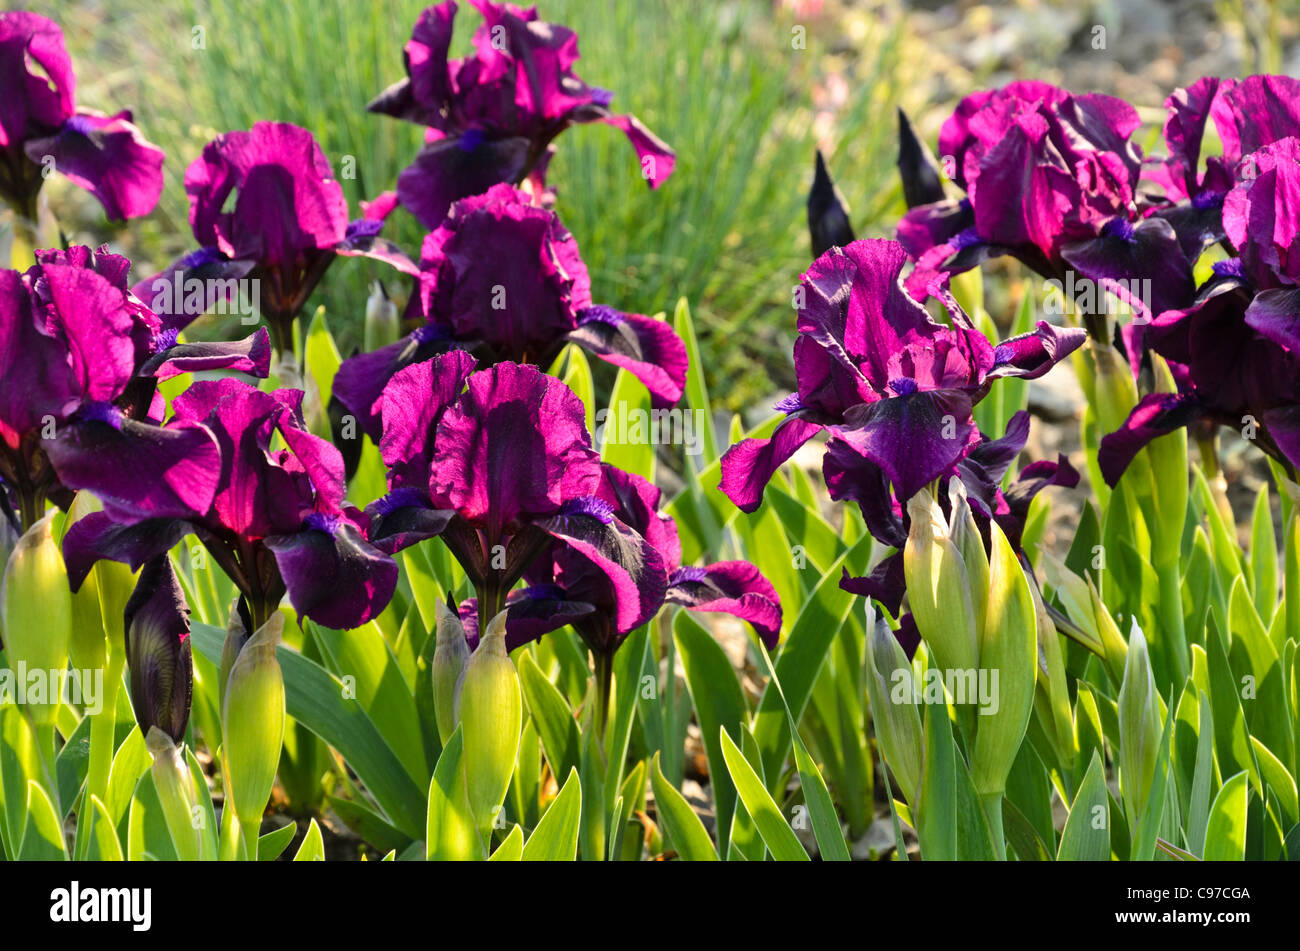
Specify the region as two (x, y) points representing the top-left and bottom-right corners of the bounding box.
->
(665, 561), (781, 649)
(569, 306), (687, 407)
(718, 415), (824, 514)
(1098, 391), (1203, 487)
(25, 110), (164, 220)
(265, 515), (398, 629)
(44, 411), (220, 522)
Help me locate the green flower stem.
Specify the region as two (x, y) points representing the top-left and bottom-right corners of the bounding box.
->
(1155, 559), (1189, 685)
(72, 651), (123, 859)
(30, 718), (61, 818)
(240, 813), (259, 861)
(980, 792), (1006, 861)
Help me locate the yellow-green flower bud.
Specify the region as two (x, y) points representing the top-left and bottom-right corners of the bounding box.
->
(457, 609), (521, 830)
(1090, 339), (1139, 439)
(1118, 621), (1163, 821)
(220, 610), (286, 835)
(864, 611), (923, 805)
(364, 281), (400, 352)
(970, 522), (1037, 799)
(432, 600), (469, 745)
(1028, 569), (1075, 772)
(146, 727), (204, 861)
(903, 489), (979, 675)
(948, 480), (989, 640)
(64, 493), (107, 672)
(1, 512), (72, 726)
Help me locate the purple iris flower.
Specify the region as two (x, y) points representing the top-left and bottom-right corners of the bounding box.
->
(134, 122), (417, 356)
(364, 354), (668, 641)
(0, 247), (266, 531)
(1141, 74), (1300, 265)
(1101, 137), (1300, 484)
(719, 239), (1084, 514)
(1154, 75), (1300, 205)
(896, 81), (1195, 323)
(367, 0), (675, 228)
(456, 462), (782, 658)
(0, 11), (164, 222)
(333, 183), (686, 440)
(61, 379), (397, 631)
(123, 556), (193, 744)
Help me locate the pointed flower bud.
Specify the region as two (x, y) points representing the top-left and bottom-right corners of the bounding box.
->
(123, 557), (193, 744)
(897, 107), (946, 208)
(1, 512), (71, 726)
(947, 479), (989, 640)
(1118, 620), (1163, 821)
(1091, 339), (1139, 446)
(864, 611), (923, 805)
(808, 150), (854, 258)
(432, 599), (469, 745)
(220, 609), (286, 834)
(364, 280), (400, 352)
(970, 521), (1037, 799)
(1027, 567), (1075, 772)
(457, 608), (521, 829)
(903, 489), (979, 675)
(64, 493), (108, 672)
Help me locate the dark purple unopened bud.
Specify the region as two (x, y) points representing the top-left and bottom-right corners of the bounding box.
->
(123, 556), (193, 744)
(808, 150), (854, 258)
(897, 107), (945, 209)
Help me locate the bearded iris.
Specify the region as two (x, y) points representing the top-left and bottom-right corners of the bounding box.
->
(0, 246), (268, 532)
(137, 121), (417, 357)
(61, 379), (397, 631)
(719, 239), (1081, 652)
(719, 239), (1083, 514)
(896, 81), (1196, 329)
(368, 0), (675, 228)
(0, 11), (164, 224)
(454, 462), (782, 714)
(1101, 136), (1300, 484)
(366, 354), (667, 638)
(333, 183), (687, 441)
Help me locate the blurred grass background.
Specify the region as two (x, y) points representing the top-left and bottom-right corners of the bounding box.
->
(24, 0), (1295, 408)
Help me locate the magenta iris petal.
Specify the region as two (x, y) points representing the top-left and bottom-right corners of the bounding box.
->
(265, 516), (398, 629)
(430, 362), (601, 539)
(62, 513), (193, 593)
(186, 121), (348, 265)
(457, 588), (597, 653)
(1223, 137), (1300, 288)
(1099, 392), (1204, 488)
(394, 135), (532, 229)
(719, 416), (825, 515)
(538, 501), (668, 637)
(25, 110), (165, 221)
(665, 561), (782, 649)
(0, 12), (162, 220)
(569, 307), (687, 408)
(140, 327), (272, 380)
(379, 350), (478, 490)
(45, 414), (220, 523)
